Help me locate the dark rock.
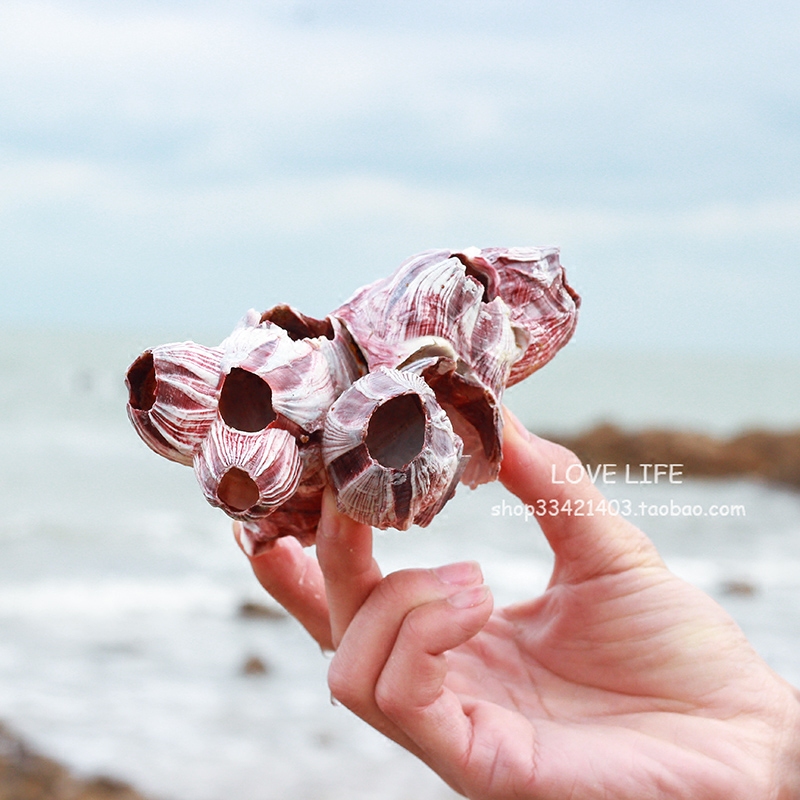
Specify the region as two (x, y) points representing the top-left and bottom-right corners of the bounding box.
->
(237, 600), (286, 620)
(241, 655), (270, 676)
(720, 580), (758, 597)
(550, 424), (800, 490)
(0, 722), (152, 800)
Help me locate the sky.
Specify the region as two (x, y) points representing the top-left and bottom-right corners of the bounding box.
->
(1, 0), (798, 354)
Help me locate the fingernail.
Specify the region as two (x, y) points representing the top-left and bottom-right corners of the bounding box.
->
(434, 561), (482, 586)
(318, 489), (341, 541)
(447, 584), (490, 609)
(233, 521), (275, 559)
(232, 521), (244, 549)
(232, 521), (254, 556)
(503, 407), (532, 441)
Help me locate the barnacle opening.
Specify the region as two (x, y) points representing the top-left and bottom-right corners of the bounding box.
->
(218, 467), (260, 512)
(260, 305), (335, 341)
(454, 253), (496, 303)
(126, 351), (157, 411)
(366, 393), (426, 469)
(219, 368), (276, 432)
(465, 267), (491, 302)
(421, 365), (500, 466)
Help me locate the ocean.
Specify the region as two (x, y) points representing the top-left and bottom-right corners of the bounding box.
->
(1, 329), (799, 800)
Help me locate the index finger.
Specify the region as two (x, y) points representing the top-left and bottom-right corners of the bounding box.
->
(315, 488), (383, 648)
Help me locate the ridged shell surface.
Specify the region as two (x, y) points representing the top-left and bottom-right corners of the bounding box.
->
(218, 311), (345, 435)
(334, 251), (495, 372)
(125, 342), (223, 466)
(125, 245), (579, 542)
(194, 421), (302, 519)
(453, 247), (580, 386)
(333, 250), (525, 487)
(322, 367), (465, 530)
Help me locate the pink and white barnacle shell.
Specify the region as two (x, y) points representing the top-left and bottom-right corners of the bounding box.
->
(125, 342), (223, 465)
(333, 250), (521, 487)
(453, 246), (580, 386)
(322, 367), (466, 530)
(333, 250), (500, 373)
(217, 310), (344, 436)
(238, 450), (327, 553)
(125, 245), (579, 543)
(194, 420), (302, 519)
(189, 311), (355, 529)
(259, 305), (365, 396)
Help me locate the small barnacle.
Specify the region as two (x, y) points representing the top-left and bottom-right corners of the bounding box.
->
(194, 420), (303, 518)
(125, 342), (223, 465)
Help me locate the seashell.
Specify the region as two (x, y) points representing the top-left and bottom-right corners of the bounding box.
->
(125, 246), (579, 543)
(322, 367), (465, 530)
(238, 438), (328, 554)
(333, 250), (501, 374)
(193, 311), (362, 539)
(331, 247), (578, 489)
(216, 309), (360, 436)
(125, 342), (223, 466)
(259, 305), (365, 396)
(452, 246), (581, 386)
(194, 420), (303, 519)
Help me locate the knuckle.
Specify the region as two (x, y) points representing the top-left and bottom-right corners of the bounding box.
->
(374, 678), (403, 719)
(374, 568), (431, 606)
(327, 657), (360, 710)
(376, 569), (443, 609)
(401, 606), (431, 642)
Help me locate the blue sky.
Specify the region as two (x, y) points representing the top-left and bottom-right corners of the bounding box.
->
(1, 0), (798, 353)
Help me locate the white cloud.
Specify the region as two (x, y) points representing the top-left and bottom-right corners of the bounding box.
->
(2, 0), (797, 201)
(4, 147), (798, 245)
(0, 0), (798, 354)
(0, 1), (389, 159)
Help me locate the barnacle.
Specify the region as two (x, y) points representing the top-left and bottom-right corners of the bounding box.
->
(125, 247), (579, 543)
(322, 367), (466, 530)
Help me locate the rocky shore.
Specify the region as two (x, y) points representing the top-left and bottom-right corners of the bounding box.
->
(0, 724), (151, 800)
(550, 424), (800, 490)
(1, 426), (797, 800)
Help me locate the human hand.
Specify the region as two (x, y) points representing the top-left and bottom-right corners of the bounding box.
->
(237, 410), (800, 799)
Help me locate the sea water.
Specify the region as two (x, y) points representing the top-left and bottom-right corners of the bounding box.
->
(0, 330), (799, 800)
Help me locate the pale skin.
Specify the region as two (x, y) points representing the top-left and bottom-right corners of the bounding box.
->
(235, 409), (800, 800)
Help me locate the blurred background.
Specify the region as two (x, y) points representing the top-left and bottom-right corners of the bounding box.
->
(1, 1), (799, 798)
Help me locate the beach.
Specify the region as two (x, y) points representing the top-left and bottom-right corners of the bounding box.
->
(0, 722), (148, 800)
(1, 330), (799, 799)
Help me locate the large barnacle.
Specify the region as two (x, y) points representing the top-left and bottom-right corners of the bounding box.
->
(125, 247), (580, 544)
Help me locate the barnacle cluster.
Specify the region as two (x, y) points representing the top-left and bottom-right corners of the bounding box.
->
(125, 247), (580, 552)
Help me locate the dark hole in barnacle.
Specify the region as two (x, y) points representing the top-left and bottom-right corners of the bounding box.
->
(454, 253), (495, 303)
(218, 467), (259, 511)
(219, 368), (276, 432)
(464, 265), (492, 303)
(126, 351), (157, 411)
(260, 305), (335, 341)
(422, 365), (499, 464)
(366, 393), (426, 469)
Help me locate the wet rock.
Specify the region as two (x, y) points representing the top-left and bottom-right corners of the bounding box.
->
(241, 655), (271, 676)
(0, 722), (151, 800)
(237, 600), (286, 620)
(551, 424), (800, 490)
(720, 580), (758, 597)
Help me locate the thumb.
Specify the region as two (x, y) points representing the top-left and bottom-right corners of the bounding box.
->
(499, 408), (663, 584)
